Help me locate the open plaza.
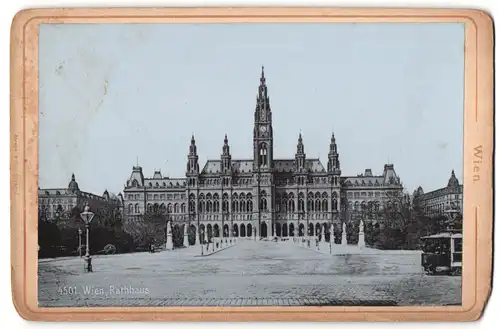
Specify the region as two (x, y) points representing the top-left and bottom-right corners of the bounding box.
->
(38, 238), (461, 307)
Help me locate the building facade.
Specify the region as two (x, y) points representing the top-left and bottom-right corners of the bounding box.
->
(123, 68), (404, 240)
(38, 173), (124, 225)
(413, 170), (463, 217)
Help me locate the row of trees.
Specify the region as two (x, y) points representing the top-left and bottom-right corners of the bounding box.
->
(38, 206), (135, 258)
(38, 207), (195, 258)
(342, 192), (462, 250)
(38, 192), (462, 258)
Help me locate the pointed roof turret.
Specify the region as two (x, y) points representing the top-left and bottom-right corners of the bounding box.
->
(222, 134), (230, 156)
(297, 133), (304, 153)
(329, 132), (337, 153)
(447, 169), (459, 187)
(189, 134), (197, 155)
(255, 66), (272, 123)
(328, 133), (339, 173)
(68, 173), (80, 191)
(187, 134), (200, 175)
(295, 132), (305, 157)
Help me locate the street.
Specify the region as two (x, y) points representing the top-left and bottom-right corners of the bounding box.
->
(38, 239), (461, 307)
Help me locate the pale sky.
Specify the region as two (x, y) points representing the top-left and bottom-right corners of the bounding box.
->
(39, 23), (464, 196)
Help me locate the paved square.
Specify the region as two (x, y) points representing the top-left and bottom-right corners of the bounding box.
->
(38, 240), (461, 307)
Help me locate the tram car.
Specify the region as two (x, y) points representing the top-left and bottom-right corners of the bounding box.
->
(420, 231), (462, 276)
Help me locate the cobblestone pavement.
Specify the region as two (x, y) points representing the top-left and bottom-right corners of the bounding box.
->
(38, 240), (461, 307)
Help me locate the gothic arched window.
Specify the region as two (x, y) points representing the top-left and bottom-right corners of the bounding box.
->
(260, 198), (268, 211)
(322, 199), (328, 212)
(259, 143), (268, 166)
(247, 200), (253, 212)
(128, 204), (133, 214)
(298, 199), (304, 212)
(288, 199), (295, 213)
(134, 203), (139, 213)
(315, 199), (321, 212)
(307, 199), (313, 212)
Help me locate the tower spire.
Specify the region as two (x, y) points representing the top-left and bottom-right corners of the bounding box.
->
(221, 134), (231, 173)
(295, 132), (306, 171)
(187, 134), (199, 176)
(328, 132), (339, 173)
(222, 134), (230, 155)
(253, 67), (273, 171)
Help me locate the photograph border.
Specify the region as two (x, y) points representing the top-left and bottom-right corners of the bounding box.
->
(10, 7), (493, 321)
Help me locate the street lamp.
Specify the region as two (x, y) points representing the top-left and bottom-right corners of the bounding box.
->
(200, 227), (205, 256)
(78, 228), (82, 258)
(80, 203), (95, 272)
(329, 223), (332, 254)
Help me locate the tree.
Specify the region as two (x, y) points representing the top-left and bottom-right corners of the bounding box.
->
(172, 224), (184, 248)
(450, 213), (463, 231)
(38, 214), (62, 258)
(373, 191), (417, 249)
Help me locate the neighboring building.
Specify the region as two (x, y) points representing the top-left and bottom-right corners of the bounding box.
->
(38, 173), (124, 224)
(123, 68), (404, 240)
(413, 170), (463, 217)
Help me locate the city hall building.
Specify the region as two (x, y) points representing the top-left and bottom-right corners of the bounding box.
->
(123, 68), (404, 240)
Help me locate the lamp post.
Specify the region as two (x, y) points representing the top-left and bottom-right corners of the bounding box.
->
(329, 223), (332, 254)
(78, 228), (82, 258)
(80, 203), (95, 272)
(200, 227), (205, 256)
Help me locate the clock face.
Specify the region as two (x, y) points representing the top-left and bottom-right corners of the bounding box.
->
(260, 126), (267, 133)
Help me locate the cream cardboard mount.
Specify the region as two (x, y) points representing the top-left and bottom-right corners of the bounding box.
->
(10, 7), (493, 322)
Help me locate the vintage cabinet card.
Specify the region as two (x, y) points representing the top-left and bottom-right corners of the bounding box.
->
(10, 7), (493, 321)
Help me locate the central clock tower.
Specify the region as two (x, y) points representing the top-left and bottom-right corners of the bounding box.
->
(252, 66), (274, 238)
(253, 66), (273, 170)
